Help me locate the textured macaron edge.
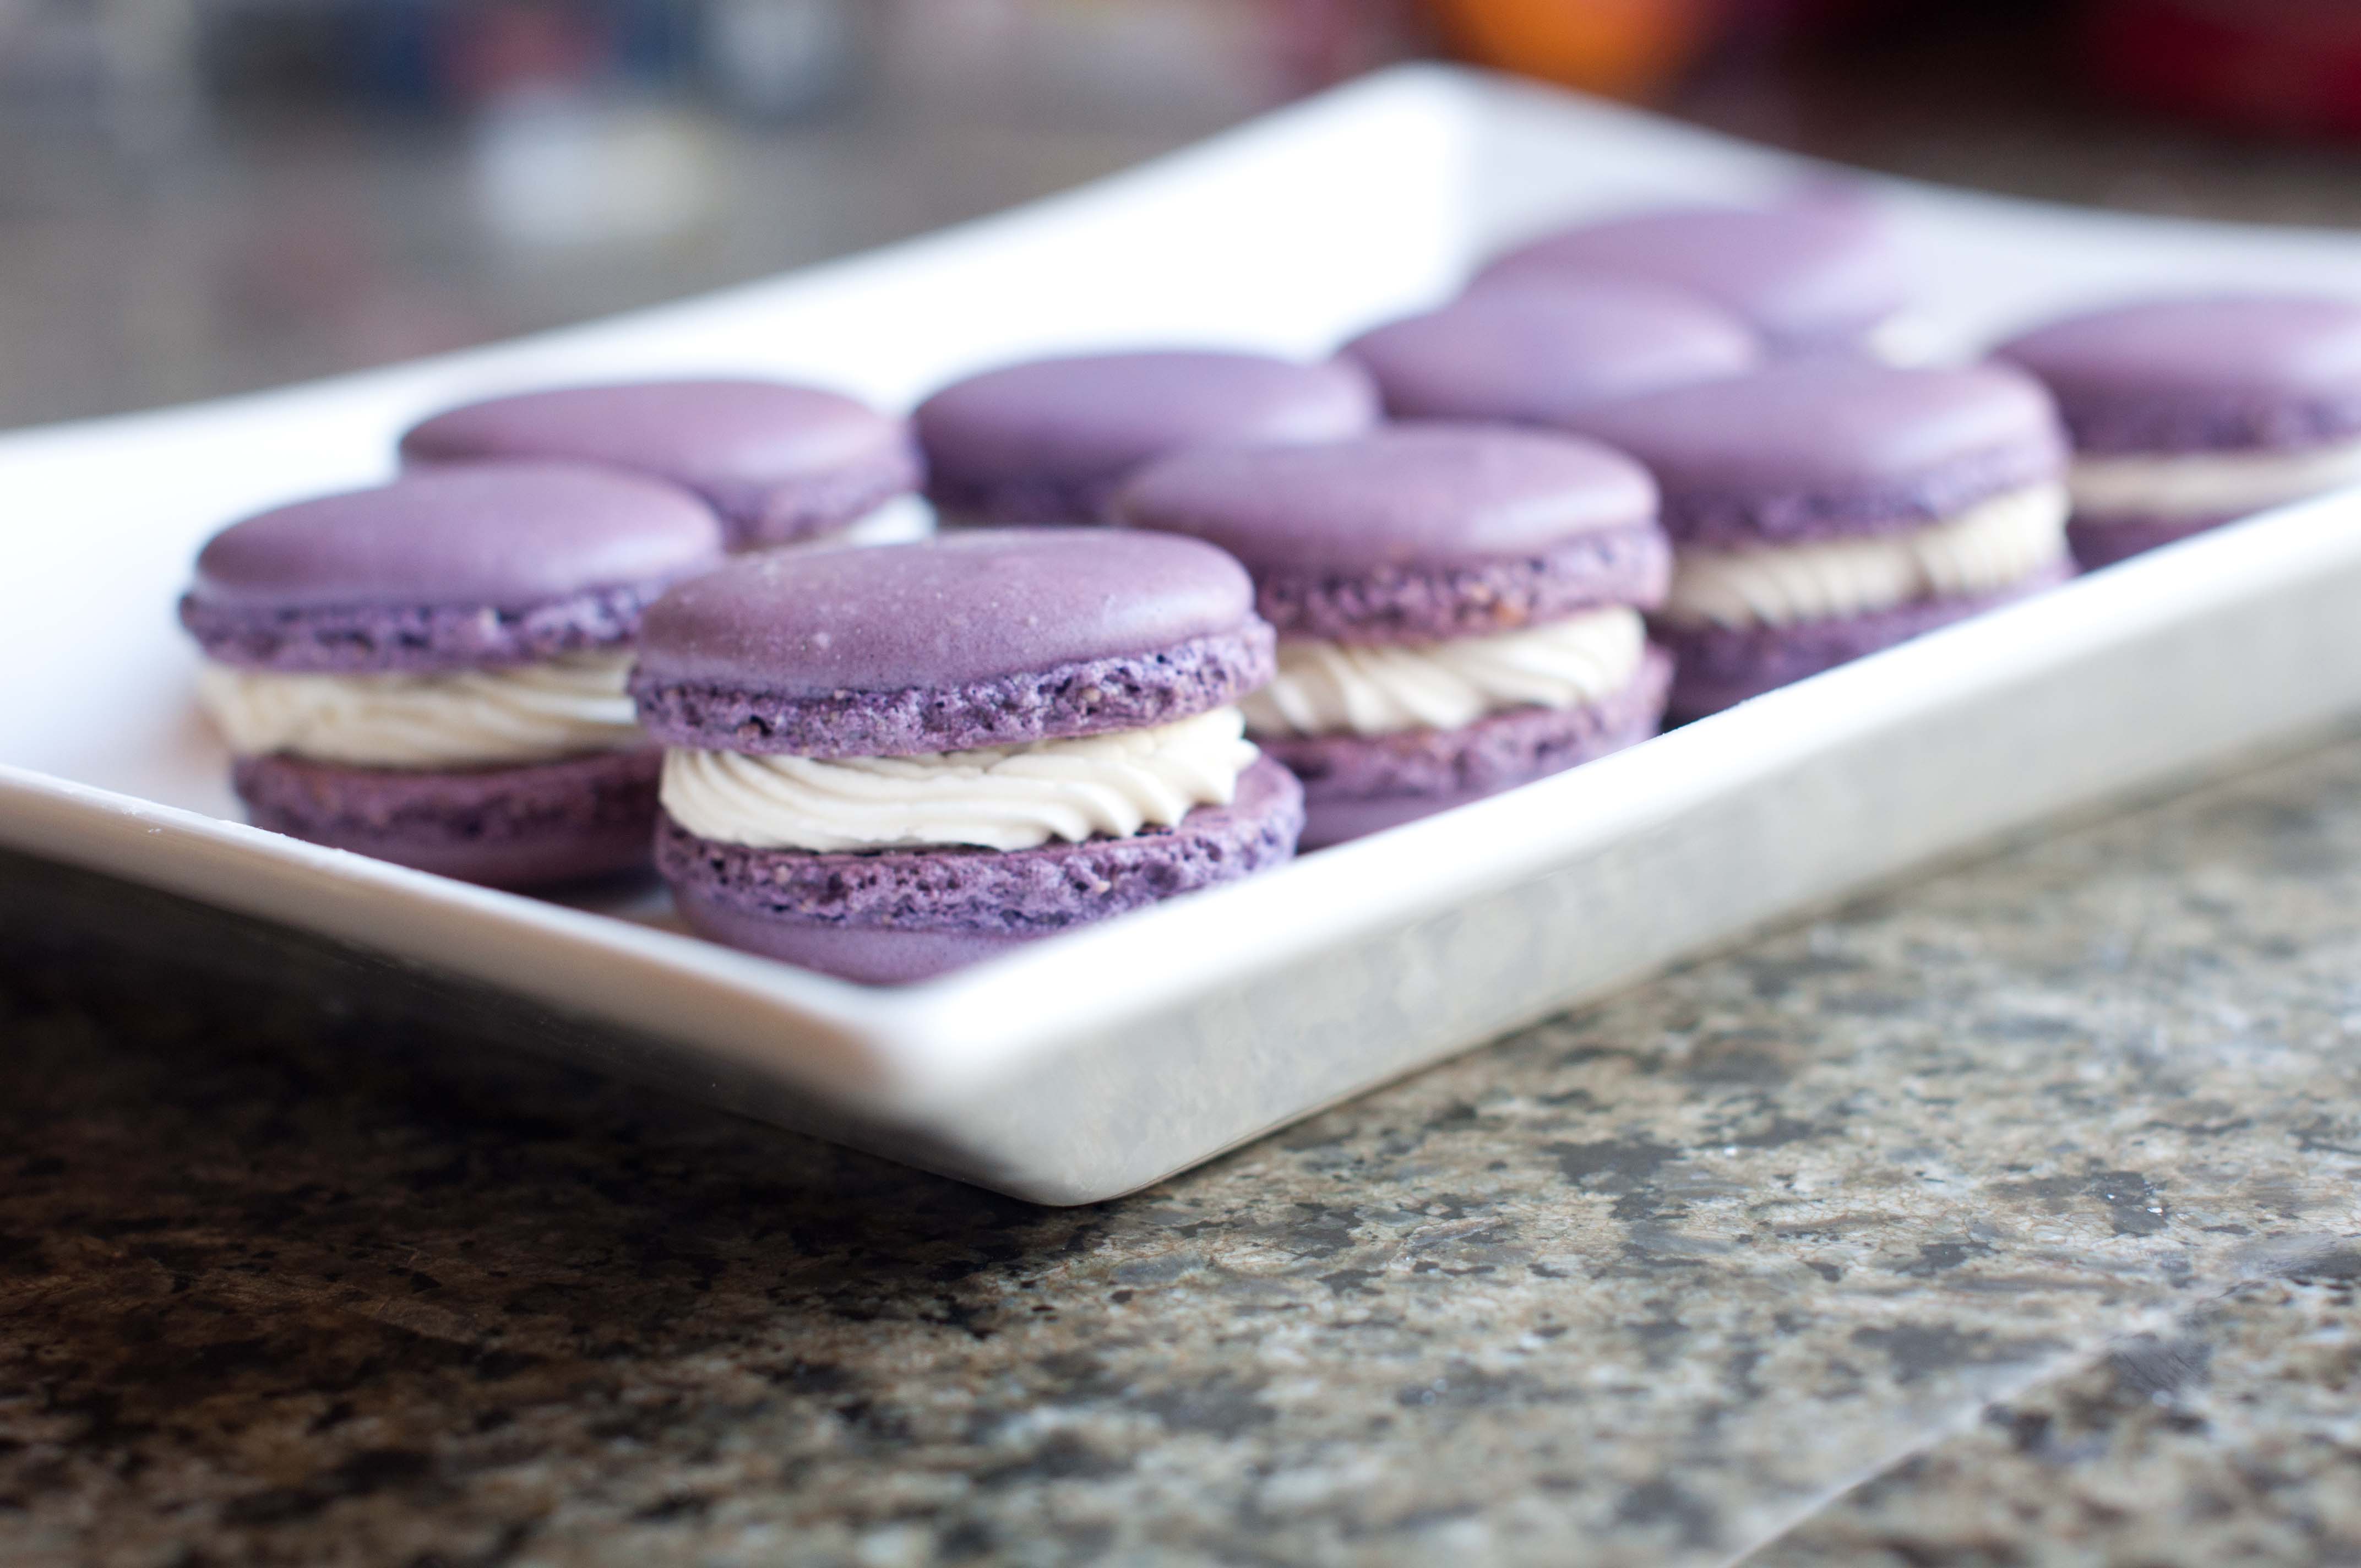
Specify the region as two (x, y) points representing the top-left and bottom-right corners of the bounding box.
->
(1654, 559), (2072, 720)
(1652, 440), (2069, 549)
(231, 748), (662, 888)
(631, 621), (1277, 758)
(924, 472), (1118, 529)
(655, 753), (1303, 935)
(182, 580), (677, 674)
(1255, 645), (1669, 805)
(2029, 388), (2361, 456)
(1253, 522), (1671, 643)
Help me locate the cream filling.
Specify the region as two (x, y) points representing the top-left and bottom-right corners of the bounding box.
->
(1240, 608), (1645, 739)
(1660, 482), (2070, 630)
(196, 651), (643, 768)
(2070, 434), (2361, 522)
(660, 706), (1258, 853)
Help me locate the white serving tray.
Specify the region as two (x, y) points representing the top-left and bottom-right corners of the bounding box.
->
(9, 66), (2361, 1204)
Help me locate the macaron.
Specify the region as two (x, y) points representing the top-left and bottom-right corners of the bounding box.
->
(632, 530), (1302, 983)
(180, 463), (726, 887)
(911, 350), (1380, 527)
(1566, 360), (2072, 721)
(398, 379), (924, 551)
(1473, 201), (1913, 357)
(1994, 295), (2361, 568)
(1113, 425), (1673, 848)
(1339, 277), (1764, 426)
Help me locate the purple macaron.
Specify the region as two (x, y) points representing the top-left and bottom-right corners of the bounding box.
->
(1994, 295), (2361, 568)
(1340, 277), (1764, 426)
(399, 378), (923, 550)
(181, 463), (726, 887)
(633, 530), (1303, 984)
(1113, 425), (1674, 849)
(911, 350), (1380, 527)
(1473, 200), (1912, 356)
(1566, 360), (2073, 721)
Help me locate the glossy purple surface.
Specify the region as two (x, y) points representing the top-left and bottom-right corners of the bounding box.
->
(399, 379), (921, 546)
(1342, 278), (1762, 425)
(1112, 424), (1657, 574)
(189, 462), (726, 612)
(914, 350), (1379, 524)
(634, 528), (1258, 694)
(1474, 202), (1911, 351)
(1994, 295), (2361, 453)
(1566, 360), (2068, 545)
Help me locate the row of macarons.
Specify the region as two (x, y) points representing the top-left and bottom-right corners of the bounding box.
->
(177, 202), (2361, 982)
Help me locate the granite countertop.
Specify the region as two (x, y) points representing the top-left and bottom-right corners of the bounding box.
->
(7, 722), (2361, 1566)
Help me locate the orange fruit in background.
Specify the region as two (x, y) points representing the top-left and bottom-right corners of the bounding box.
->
(1424, 0), (1718, 99)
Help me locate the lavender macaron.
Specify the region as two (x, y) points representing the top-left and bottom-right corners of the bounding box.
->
(912, 350), (1380, 527)
(1114, 425), (1673, 849)
(1994, 296), (2361, 569)
(1567, 360), (2073, 721)
(633, 530), (1303, 984)
(181, 463), (726, 887)
(1474, 201), (1914, 358)
(399, 379), (924, 551)
(1340, 277), (1764, 426)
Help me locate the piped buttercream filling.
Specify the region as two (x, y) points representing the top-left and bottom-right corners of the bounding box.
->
(1659, 482), (2069, 630)
(197, 651), (643, 768)
(1239, 608), (1646, 739)
(2069, 434), (2361, 521)
(660, 706), (1258, 853)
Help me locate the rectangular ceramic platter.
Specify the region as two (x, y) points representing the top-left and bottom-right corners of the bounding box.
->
(10, 66), (2361, 1204)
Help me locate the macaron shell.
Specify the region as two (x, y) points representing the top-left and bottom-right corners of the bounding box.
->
(634, 529), (1258, 694)
(2067, 514), (2239, 570)
(1994, 296), (2361, 453)
(231, 748), (663, 889)
(399, 379), (922, 543)
(1566, 361), (2069, 546)
(1258, 645), (1670, 848)
(632, 622), (1275, 758)
(1476, 202), (1911, 350)
(915, 351), (1380, 520)
(656, 754), (1305, 983)
(183, 580), (672, 675)
(1343, 277), (1763, 425)
(1112, 424), (1658, 575)
(1655, 559), (2073, 721)
(1249, 522), (1671, 643)
(190, 462), (726, 612)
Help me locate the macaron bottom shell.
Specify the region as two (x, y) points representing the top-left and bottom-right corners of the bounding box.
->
(1259, 645), (1672, 851)
(655, 755), (1305, 983)
(1655, 558), (2074, 722)
(232, 748), (663, 889)
(2066, 513), (2239, 571)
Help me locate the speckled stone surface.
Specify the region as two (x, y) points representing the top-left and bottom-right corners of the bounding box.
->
(8, 728), (2361, 1566)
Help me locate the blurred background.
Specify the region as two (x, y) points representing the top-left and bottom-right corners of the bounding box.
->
(6, 0), (2361, 429)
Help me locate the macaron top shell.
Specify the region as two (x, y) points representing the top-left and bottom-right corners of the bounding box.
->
(913, 350), (1380, 514)
(1112, 424), (1658, 575)
(636, 528), (1257, 694)
(1341, 280), (1763, 426)
(190, 462), (727, 612)
(1994, 295), (2361, 452)
(1566, 361), (2068, 545)
(398, 379), (920, 540)
(1475, 203), (1910, 350)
